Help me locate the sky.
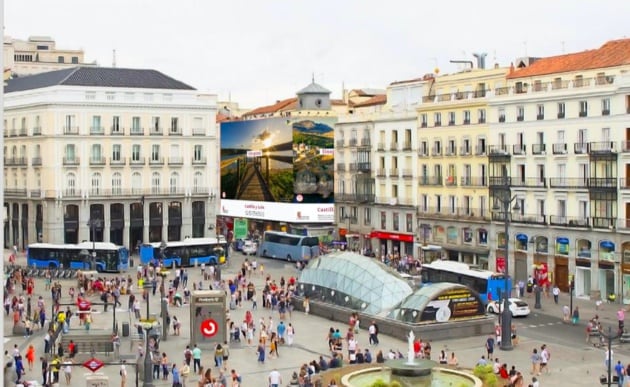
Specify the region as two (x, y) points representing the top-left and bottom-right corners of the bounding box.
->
(5, 0), (630, 109)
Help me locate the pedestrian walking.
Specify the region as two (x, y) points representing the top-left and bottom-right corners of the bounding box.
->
(552, 284), (560, 304)
(485, 335), (495, 360)
(540, 344), (550, 374)
(192, 344), (201, 373)
(618, 307), (625, 333)
(562, 305), (570, 323)
(530, 348), (541, 376)
(572, 306), (580, 325)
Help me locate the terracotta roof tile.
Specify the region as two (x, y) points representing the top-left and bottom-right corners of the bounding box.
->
(352, 94), (386, 107)
(508, 39), (630, 79)
(243, 97), (297, 116)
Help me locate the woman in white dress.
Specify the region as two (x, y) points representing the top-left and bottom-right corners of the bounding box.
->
(286, 323), (295, 346)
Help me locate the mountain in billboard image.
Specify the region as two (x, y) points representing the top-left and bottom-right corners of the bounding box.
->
(293, 120), (334, 149)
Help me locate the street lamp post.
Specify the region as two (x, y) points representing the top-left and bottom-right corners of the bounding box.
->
(492, 185), (521, 352)
(140, 320), (158, 387)
(600, 326), (620, 387)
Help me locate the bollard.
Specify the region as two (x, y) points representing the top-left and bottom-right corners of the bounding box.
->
(534, 286), (542, 309)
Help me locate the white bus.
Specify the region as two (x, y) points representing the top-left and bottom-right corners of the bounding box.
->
(258, 231), (320, 262)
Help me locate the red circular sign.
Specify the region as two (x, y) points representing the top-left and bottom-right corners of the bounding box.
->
(78, 300), (91, 309)
(200, 319), (218, 338)
(83, 357), (105, 372)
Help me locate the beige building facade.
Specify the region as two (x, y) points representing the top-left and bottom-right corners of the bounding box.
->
(4, 67), (218, 252)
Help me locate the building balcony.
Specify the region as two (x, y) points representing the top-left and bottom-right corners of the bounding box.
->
(192, 128), (206, 136)
(549, 215), (590, 228)
(336, 193), (375, 203)
(62, 157), (80, 166)
(588, 141), (617, 155)
(150, 127), (163, 135)
(377, 143), (385, 152)
(445, 176), (457, 186)
(431, 147), (442, 157)
(90, 126), (105, 135)
(478, 117), (487, 124)
(110, 157), (127, 167)
(445, 148), (457, 156)
(30, 190), (42, 198)
(488, 145), (510, 157)
(498, 116), (506, 123)
(358, 162), (371, 172)
(434, 121), (442, 127)
(463, 119), (470, 125)
(348, 163), (358, 172)
(510, 177), (547, 188)
(110, 127), (124, 135)
(89, 157), (106, 166)
(621, 141), (630, 153)
(19, 128), (27, 136)
(169, 128), (183, 136)
(402, 142), (412, 151)
(574, 143), (588, 154)
(418, 176), (442, 186)
(459, 146), (472, 156)
(130, 157), (146, 166)
(63, 126), (79, 135)
(579, 111), (588, 118)
(376, 169), (386, 177)
(389, 168), (399, 178)
(63, 189), (81, 198)
(130, 128), (145, 136)
(512, 144), (526, 155)
(493, 212), (546, 225)
(32, 127), (42, 136)
(336, 140), (345, 147)
(336, 163), (346, 172)
(475, 145), (487, 156)
(192, 157), (207, 165)
(460, 176), (486, 187)
(418, 149), (429, 157)
(532, 144), (546, 155)
(149, 157), (165, 166)
(516, 115), (525, 122)
(549, 178), (588, 189)
(552, 143), (568, 154)
(537, 114), (544, 120)
(418, 206), (488, 220)
(421, 122), (428, 128)
(347, 138), (357, 147)
(168, 157), (184, 166)
(489, 176), (511, 187)
(360, 138), (371, 147)
(557, 112), (565, 119)
(31, 157), (42, 166)
(4, 188), (27, 197)
(402, 169), (413, 178)
(588, 177), (617, 189)
(390, 142), (399, 151)
(592, 217), (616, 229)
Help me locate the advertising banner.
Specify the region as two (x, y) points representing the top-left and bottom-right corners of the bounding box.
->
(233, 218), (248, 240)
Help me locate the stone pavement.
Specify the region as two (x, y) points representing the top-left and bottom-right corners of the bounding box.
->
(3, 249), (628, 386)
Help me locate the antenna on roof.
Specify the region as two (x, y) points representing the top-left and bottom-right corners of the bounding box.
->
(112, 49), (116, 68)
(312, 72), (315, 83)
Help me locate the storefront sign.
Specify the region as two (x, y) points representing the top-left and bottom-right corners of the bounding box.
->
(369, 231), (414, 243)
(496, 257), (505, 273)
(233, 218), (248, 240)
(420, 287), (483, 322)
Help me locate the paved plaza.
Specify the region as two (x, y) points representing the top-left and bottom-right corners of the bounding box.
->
(4, 249), (630, 386)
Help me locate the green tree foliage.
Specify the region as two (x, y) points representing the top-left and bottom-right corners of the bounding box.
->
(473, 364), (498, 387)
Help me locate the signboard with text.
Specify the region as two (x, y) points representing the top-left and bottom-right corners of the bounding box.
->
(190, 290), (226, 347)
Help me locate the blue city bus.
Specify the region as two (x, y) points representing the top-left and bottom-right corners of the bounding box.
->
(27, 242), (129, 272)
(139, 237), (228, 267)
(420, 260), (511, 304)
(258, 231), (320, 262)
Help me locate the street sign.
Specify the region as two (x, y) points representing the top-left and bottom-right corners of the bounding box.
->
(200, 319), (218, 337)
(83, 357), (105, 373)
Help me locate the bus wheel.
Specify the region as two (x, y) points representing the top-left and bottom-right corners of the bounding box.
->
(287, 255), (292, 262)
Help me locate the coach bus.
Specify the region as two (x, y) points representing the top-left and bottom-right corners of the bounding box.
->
(258, 231), (320, 262)
(27, 242), (129, 272)
(420, 260), (511, 304)
(139, 237), (228, 267)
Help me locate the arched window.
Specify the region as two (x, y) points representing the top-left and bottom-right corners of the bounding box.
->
(91, 172), (102, 195)
(131, 172), (142, 195)
(193, 171), (203, 193)
(66, 172), (76, 196)
(170, 172), (179, 194)
(151, 172), (161, 194)
(34, 144), (41, 157)
(112, 172), (122, 195)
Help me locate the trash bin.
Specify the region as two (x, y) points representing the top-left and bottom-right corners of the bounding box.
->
(122, 322), (130, 337)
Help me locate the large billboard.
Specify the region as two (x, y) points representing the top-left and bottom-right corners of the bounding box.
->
(220, 117), (335, 206)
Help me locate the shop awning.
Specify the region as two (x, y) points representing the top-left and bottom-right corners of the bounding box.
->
(516, 233), (528, 243)
(556, 237), (569, 245)
(369, 231), (414, 243)
(600, 240), (615, 250)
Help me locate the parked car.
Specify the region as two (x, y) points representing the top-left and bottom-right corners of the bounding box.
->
(242, 240), (258, 256)
(486, 298), (531, 317)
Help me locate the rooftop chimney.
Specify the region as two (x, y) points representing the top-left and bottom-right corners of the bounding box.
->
(473, 53), (488, 69)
